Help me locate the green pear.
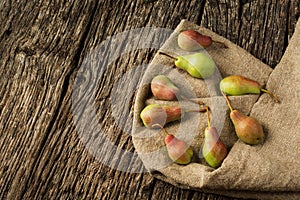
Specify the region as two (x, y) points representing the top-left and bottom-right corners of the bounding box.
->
(220, 75), (279, 102)
(158, 52), (215, 79)
(175, 53), (215, 79)
(222, 92), (264, 145)
(202, 107), (227, 168)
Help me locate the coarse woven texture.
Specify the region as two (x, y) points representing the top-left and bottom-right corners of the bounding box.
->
(132, 19), (300, 199)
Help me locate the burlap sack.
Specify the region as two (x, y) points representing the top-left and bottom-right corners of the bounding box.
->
(132, 19), (300, 199)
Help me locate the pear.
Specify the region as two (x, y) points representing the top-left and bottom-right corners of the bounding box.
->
(153, 124), (193, 165)
(178, 30), (212, 50)
(151, 75), (204, 104)
(222, 92), (264, 145)
(202, 107), (227, 168)
(140, 104), (181, 128)
(220, 75), (279, 103)
(165, 134), (194, 165)
(158, 52), (215, 79)
(174, 53), (215, 79)
(178, 30), (227, 51)
(140, 104), (206, 128)
(151, 75), (180, 100)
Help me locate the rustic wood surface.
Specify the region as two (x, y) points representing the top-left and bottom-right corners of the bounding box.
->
(0, 0), (299, 199)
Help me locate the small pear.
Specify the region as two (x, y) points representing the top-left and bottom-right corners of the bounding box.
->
(154, 124), (193, 165)
(178, 30), (227, 51)
(140, 104), (182, 128)
(220, 75), (279, 103)
(178, 30), (212, 50)
(151, 75), (180, 100)
(222, 92), (264, 145)
(230, 110), (264, 145)
(159, 52), (215, 79)
(140, 104), (206, 128)
(202, 107), (227, 168)
(151, 75), (204, 104)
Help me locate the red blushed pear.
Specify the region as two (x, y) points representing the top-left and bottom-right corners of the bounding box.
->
(222, 92), (264, 145)
(140, 104), (181, 128)
(140, 104), (207, 128)
(150, 75), (204, 105)
(202, 107), (227, 168)
(153, 124), (193, 165)
(151, 75), (179, 101)
(178, 30), (227, 51)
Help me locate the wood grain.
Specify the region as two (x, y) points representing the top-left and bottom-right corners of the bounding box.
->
(0, 0), (299, 199)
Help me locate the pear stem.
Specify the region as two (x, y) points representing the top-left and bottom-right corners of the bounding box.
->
(152, 123), (169, 135)
(212, 40), (228, 48)
(206, 106), (211, 128)
(221, 91), (233, 112)
(184, 108), (207, 113)
(260, 88), (280, 103)
(180, 95), (204, 105)
(158, 51), (177, 60)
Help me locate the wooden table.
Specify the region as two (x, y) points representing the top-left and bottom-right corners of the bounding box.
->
(0, 1), (299, 199)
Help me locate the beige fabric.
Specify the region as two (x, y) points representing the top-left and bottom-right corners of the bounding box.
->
(132, 19), (300, 199)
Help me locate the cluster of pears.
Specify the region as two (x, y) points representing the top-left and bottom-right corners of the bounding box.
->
(140, 75), (207, 165)
(140, 75), (206, 128)
(221, 91), (264, 145)
(139, 30), (229, 167)
(140, 103), (229, 167)
(140, 104), (197, 164)
(157, 30), (227, 79)
(139, 29), (278, 168)
(139, 73), (228, 167)
(219, 74), (279, 144)
(141, 72), (209, 128)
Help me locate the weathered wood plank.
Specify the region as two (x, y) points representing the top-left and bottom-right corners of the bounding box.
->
(202, 0), (300, 67)
(0, 0), (98, 199)
(0, 0), (299, 199)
